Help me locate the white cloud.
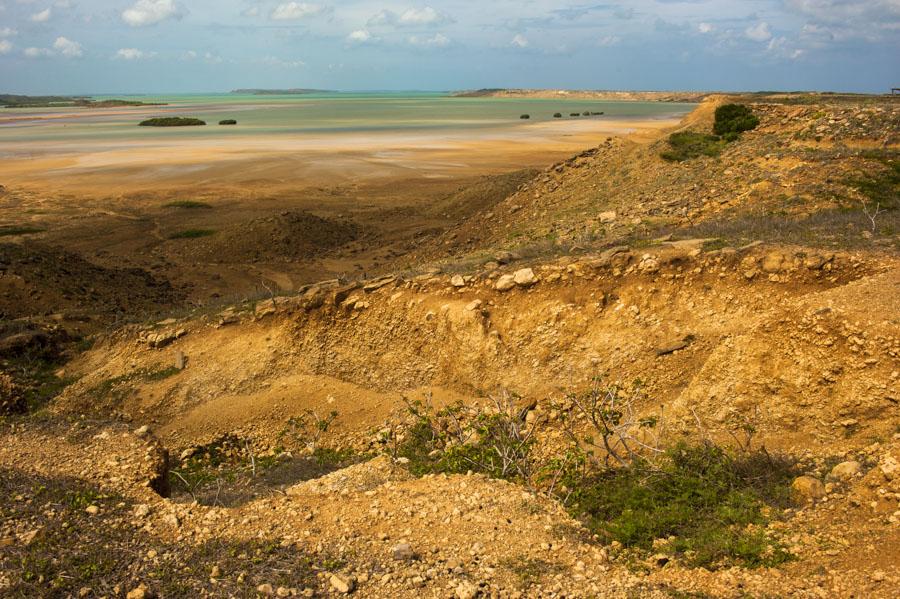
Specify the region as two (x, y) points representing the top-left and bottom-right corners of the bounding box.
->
(241, 6), (260, 17)
(698, 22), (713, 34)
(369, 6), (453, 27)
(122, 0), (183, 27)
(30, 7), (51, 22)
(745, 22), (772, 42)
(23, 46), (53, 58)
(53, 36), (82, 57)
(0, 40), (12, 54)
(116, 47), (155, 60)
(346, 29), (372, 43)
(598, 35), (620, 47)
(408, 32), (450, 47)
(260, 55), (305, 68)
(511, 33), (528, 48)
(270, 2), (326, 21)
(0, 27), (17, 37)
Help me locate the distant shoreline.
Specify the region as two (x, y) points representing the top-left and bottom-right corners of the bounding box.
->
(452, 89), (708, 102)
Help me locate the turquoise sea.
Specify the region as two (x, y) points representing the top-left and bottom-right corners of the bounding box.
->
(0, 92), (694, 143)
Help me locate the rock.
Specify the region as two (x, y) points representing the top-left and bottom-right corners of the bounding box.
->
(329, 574), (355, 594)
(455, 581), (479, 599)
(276, 587), (291, 597)
(134, 425), (150, 437)
(173, 350), (186, 370)
(126, 585), (150, 599)
(880, 455), (899, 480)
(451, 275), (466, 288)
(792, 476), (826, 502)
(761, 252), (785, 273)
(257, 583), (274, 596)
(464, 300), (483, 312)
(392, 542), (416, 561)
(85, 505), (100, 515)
(494, 251), (518, 264)
(655, 336), (692, 356)
(829, 460), (862, 481)
(513, 268), (538, 287)
(598, 210), (617, 223)
(363, 276), (396, 292)
(495, 274), (516, 291)
(133, 504), (151, 518)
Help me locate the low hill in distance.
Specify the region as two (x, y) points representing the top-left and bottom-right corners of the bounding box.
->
(1, 94), (167, 108)
(231, 88), (331, 95)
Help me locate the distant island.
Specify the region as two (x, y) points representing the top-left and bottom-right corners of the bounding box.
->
(139, 117), (206, 127)
(231, 89), (330, 95)
(452, 89), (709, 103)
(1, 94), (167, 109)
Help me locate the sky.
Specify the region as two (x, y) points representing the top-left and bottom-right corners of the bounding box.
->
(0, 0), (897, 94)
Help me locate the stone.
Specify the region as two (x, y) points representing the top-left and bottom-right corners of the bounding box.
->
(276, 587), (291, 597)
(85, 505), (100, 515)
(133, 504), (151, 518)
(880, 455), (899, 480)
(173, 351), (186, 370)
(126, 585), (150, 599)
(791, 476), (826, 502)
(829, 461), (862, 481)
(451, 275), (466, 288)
(598, 210), (617, 223)
(464, 300), (483, 312)
(329, 574), (355, 594)
(761, 252), (785, 273)
(513, 268), (538, 287)
(495, 274), (516, 291)
(392, 542), (416, 561)
(257, 583), (274, 596)
(455, 581), (479, 599)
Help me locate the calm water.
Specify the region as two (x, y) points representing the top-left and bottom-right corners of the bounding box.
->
(0, 92), (694, 143)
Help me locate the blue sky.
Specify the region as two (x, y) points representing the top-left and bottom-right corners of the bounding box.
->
(0, 0), (897, 94)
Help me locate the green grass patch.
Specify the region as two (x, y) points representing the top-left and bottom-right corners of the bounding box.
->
(0, 226), (45, 237)
(163, 200), (213, 209)
(713, 104), (760, 138)
(139, 117), (206, 127)
(168, 228), (216, 239)
(661, 132), (727, 162)
(568, 443), (796, 569)
(846, 154), (900, 210)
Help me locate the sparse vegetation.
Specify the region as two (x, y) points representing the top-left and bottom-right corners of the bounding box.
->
(520, 114), (530, 119)
(164, 200), (213, 209)
(168, 228), (216, 239)
(660, 131), (726, 162)
(219, 119), (238, 125)
(139, 117), (206, 127)
(0, 225), (45, 237)
(713, 104), (760, 138)
(553, 113), (562, 118)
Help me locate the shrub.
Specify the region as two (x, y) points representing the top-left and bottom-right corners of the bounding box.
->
(163, 200), (212, 209)
(553, 113), (562, 118)
(582, 111), (591, 116)
(218, 119), (237, 125)
(570, 113), (581, 117)
(139, 117), (206, 127)
(713, 104), (759, 136)
(168, 229), (215, 239)
(660, 131), (726, 162)
(0, 226), (44, 237)
(569, 443), (797, 568)
(520, 114), (530, 119)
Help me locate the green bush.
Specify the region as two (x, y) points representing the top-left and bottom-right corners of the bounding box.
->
(139, 117), (206, 127)
(520, 114), (530, 119)
(713, 104), (759, 136)
(553, 113), (562, 118)
(660, 131), (726, 162)
(163, 200), (212, 209)
(568, 443), (796, 568)
(218, 119), (237, 125)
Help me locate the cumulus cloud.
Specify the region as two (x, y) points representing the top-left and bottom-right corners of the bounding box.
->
(30, 7), (51, 22)
(407, 33), (450, 47)
(122, 0), (183, 27)
(23, 46), (53, 58)
(745, 22), (773, 42)
(116, 47), (155, 60)
(369, 6), (453, 27)
(698, 22), (713, 34)
(346, 29), (373, 43)
(270, 2), (327, 21)
(510, 33), (528, 48)
(597, 35), (620, 47)
(0, 40), (12, 55)
(53, 36), (82, 57)
(0, 27), (18, 37)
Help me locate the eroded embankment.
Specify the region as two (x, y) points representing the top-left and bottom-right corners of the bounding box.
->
(56, 242), (898, 454)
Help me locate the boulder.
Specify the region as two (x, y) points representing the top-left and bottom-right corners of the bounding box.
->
(791, 476), (825, 502)
(598, 211), (617, 224)
(495, 274), (516, 291)
(450, 275), (466, 288)
(761, 252), (785, 273)
(513, 268), (538, 287)
(828, 460), (862, 482)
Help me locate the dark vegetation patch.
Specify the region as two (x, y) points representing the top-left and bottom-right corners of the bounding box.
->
(139, 117), (206, 127)
(662, 104), (759, 162)
(0, 469), (325, 597)
(845, 152), (900, 211)
(219, 119), (238, 125)
(163, 200), (213, 209)
(0, 226), (45, 237)
(168, 228), (217, 239)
